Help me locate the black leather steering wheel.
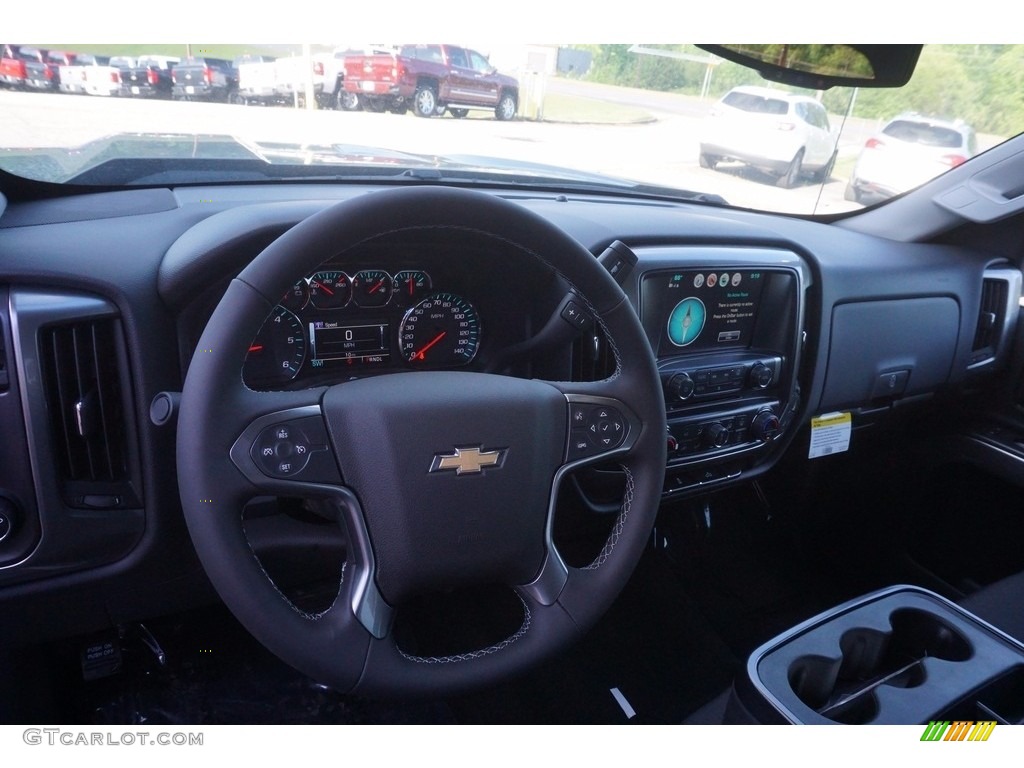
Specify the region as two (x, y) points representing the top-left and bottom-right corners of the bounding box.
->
(176, 186), (666, 696)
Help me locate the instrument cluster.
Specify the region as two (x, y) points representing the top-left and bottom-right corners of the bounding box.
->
(242, 267), (481, 389)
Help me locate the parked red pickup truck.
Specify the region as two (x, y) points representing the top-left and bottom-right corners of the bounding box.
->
(1, 45), (44, 89)
(342, 44), (518, 119)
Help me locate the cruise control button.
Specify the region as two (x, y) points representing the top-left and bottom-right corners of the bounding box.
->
(252, 420), (321, 478)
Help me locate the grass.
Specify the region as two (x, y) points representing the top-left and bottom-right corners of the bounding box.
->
(531, 91), (653, 124)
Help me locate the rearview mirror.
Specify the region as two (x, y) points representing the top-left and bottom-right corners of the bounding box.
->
(696, 44), (922, 89)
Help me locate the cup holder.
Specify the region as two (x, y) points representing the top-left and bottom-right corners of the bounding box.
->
(788, 608), (972, 723)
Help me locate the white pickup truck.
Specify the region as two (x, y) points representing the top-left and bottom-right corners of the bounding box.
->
(59, 55), (135, 96)
(237, 55), (326, 106)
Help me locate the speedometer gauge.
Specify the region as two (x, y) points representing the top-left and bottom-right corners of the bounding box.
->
(242, 307), (307, 388)
(400, 293), (480, 366)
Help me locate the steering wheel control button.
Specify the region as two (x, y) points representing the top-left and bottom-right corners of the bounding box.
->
(568, 429), (594, 460)
(571, 404), (590, 426)
(560, 300), (593, 331)
(251, 416), (335, 481)
(567, 403), (629, 460)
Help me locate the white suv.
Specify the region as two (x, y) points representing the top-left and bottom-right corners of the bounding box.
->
(845, 114), (977, 204)
(699, 85), (838, 188)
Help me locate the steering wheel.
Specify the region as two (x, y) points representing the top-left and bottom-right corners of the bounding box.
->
(177, 186), (666, 696)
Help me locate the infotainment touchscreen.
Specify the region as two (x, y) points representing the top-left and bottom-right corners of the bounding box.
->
(643, 269), (767, 354)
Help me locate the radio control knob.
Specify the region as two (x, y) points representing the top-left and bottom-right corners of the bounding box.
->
(750, 362), (774, 389)
(666, 372), (695, 401)
(703, 422), (729, 448)
(751, 409), (781, 443)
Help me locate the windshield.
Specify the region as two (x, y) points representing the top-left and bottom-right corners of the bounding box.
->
(0, 42), (1017, 215)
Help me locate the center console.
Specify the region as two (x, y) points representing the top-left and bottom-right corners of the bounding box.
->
(633, 247), (807, 497)
(726, 585), (1024, 725)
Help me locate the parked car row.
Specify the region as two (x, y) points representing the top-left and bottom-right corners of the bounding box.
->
(698, 85), (977, 201)
(2, 44), (182, 99)
(2, 44), (520, 120)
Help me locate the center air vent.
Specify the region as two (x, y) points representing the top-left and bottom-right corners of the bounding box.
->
(571, 323), (616, 382)
(39, 318), (130, 487)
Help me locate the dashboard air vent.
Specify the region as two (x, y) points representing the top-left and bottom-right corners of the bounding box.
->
(40, 318), (129, 483)
(971, 278), (1007, 353)
(571, 323), (616, 382)
(967, 267), (1022, 371)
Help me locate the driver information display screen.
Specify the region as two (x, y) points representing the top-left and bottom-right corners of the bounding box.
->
(642, 269), (767, 355)
(310, 321), (390, 363)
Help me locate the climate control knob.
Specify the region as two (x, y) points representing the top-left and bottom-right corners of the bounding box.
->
(751, 409), (781, 443)
(750, 362), (774, 389)
(703, 422), (730, 448)
(665, 372), (695, 401)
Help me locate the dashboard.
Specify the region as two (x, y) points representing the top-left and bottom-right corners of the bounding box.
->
(0, 180), (1020, 651)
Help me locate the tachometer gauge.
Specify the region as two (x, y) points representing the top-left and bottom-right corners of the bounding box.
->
(308, 271), (351, 310)
(400, 293), (480, 366)
(243, 307), (307, 388)
(352, 269), (393, 307)
(392, 270), (432, 307)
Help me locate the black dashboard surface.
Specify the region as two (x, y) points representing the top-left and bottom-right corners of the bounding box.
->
(0, 181), (1013, 644)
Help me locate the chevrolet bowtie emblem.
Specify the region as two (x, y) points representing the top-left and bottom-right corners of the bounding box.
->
(429, 446), (507, 475)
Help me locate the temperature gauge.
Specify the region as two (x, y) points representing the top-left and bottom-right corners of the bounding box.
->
(308, 271), (351, 310)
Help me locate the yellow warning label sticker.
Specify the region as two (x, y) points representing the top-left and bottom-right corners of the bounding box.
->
(809, 412), (852, 459)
